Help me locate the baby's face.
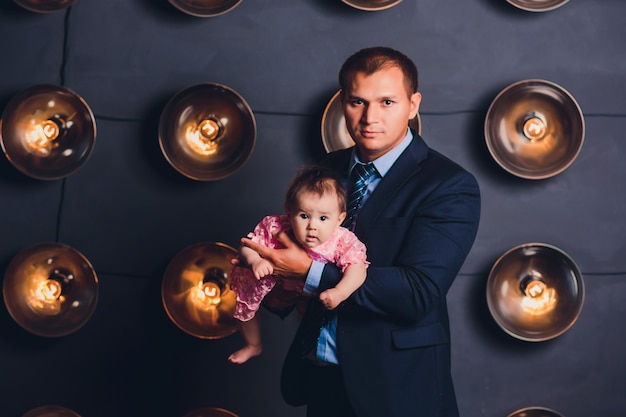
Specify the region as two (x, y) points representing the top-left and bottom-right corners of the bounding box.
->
(289, 190), (346, 249)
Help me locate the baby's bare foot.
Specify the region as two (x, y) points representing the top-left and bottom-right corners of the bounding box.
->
(228, 344), (262, 364)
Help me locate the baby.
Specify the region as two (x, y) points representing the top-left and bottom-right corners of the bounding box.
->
(228, 165), (368, 364)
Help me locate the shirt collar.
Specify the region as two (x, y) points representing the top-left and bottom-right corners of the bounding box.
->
(350, 128), (413, 177)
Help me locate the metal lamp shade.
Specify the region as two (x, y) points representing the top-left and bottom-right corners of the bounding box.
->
(487, 243), (584, 342)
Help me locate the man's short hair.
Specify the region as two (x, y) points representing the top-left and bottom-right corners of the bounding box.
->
(339, 46), (419, 97)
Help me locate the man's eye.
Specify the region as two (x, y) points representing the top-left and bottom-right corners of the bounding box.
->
(351, 99), (364, 106)
(383, 99), (393, 106)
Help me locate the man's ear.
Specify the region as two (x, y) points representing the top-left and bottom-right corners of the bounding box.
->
(409, 91), (422, 119)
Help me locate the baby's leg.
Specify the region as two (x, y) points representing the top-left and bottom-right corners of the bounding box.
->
(319, 263), (367, 310)
(228, 315), (263, 364)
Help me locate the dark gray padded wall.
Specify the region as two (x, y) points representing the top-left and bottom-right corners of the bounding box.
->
(0, 0), (625, 416)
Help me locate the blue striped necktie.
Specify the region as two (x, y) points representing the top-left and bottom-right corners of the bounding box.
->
(343, 162), (377, 231)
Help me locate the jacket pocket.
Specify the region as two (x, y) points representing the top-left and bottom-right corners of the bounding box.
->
(392, 323), (448, 349)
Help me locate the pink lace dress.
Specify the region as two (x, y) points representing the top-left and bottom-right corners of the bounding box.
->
(229, 215), (368, 321)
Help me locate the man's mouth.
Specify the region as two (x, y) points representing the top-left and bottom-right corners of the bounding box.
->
(360, 129), (380, 138)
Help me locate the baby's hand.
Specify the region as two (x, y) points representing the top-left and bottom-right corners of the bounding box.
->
(251, 258), (273, 279)
(319, 289), (343, 310)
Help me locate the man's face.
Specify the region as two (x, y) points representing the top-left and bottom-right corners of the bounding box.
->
(289, 190), (346, 249)
(342, 66), (421, 162)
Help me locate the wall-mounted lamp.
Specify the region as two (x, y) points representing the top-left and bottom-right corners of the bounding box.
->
(487, 243), (584, 342)
(506, 406), (565, 417)
(162, 242), (239, 339)
(182, 407), (239, 417)
(484, 79), (584, 180)
(507, 0), (569, 12)
(341, 0), (403, 11)
(0, 84), (96, 180)
(321, 89), (420, 153)
(22, 405), (81, 417)
(159, 83), (256, 181)
(2, 243), (98, 338)
(13, 0), (78, 13)
(168, 0), (243, 17)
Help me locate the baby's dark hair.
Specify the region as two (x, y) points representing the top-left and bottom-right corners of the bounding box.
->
(284, 165), (347, 215)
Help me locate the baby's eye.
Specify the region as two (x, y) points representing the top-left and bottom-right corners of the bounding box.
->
(299, 213), (309, 219)
(320, 216), (328, 221)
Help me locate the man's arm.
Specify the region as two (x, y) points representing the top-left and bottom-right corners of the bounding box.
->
(334, 170), (481, 322)
(240, 230), (312, 279)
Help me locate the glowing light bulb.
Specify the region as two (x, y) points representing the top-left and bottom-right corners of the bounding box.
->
(38, 279), (62, 301)
(185, 118), (223, 155)
(199, 119), (219, 140)
(25, 119), (60, 156)
(522, 114), (547, 142)
(521, 279), (557, 314)
(190, 281), (222, 310)
(26, 272), (65, 316)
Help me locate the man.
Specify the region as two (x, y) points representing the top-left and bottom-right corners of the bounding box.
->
(241, 46), (481, 417)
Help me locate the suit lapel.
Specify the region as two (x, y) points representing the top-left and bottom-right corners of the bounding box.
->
(355, 135), (428, 232)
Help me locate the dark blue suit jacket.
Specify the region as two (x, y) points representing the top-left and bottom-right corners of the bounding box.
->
(281, 133), (481, 417)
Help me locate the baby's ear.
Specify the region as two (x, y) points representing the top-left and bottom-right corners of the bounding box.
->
(338, 211), (347, 224)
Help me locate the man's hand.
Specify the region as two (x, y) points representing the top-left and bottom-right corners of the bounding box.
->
(240, 230), (312, 279)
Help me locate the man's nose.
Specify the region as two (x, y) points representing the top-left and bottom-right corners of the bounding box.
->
(361, 104), (377, 123)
